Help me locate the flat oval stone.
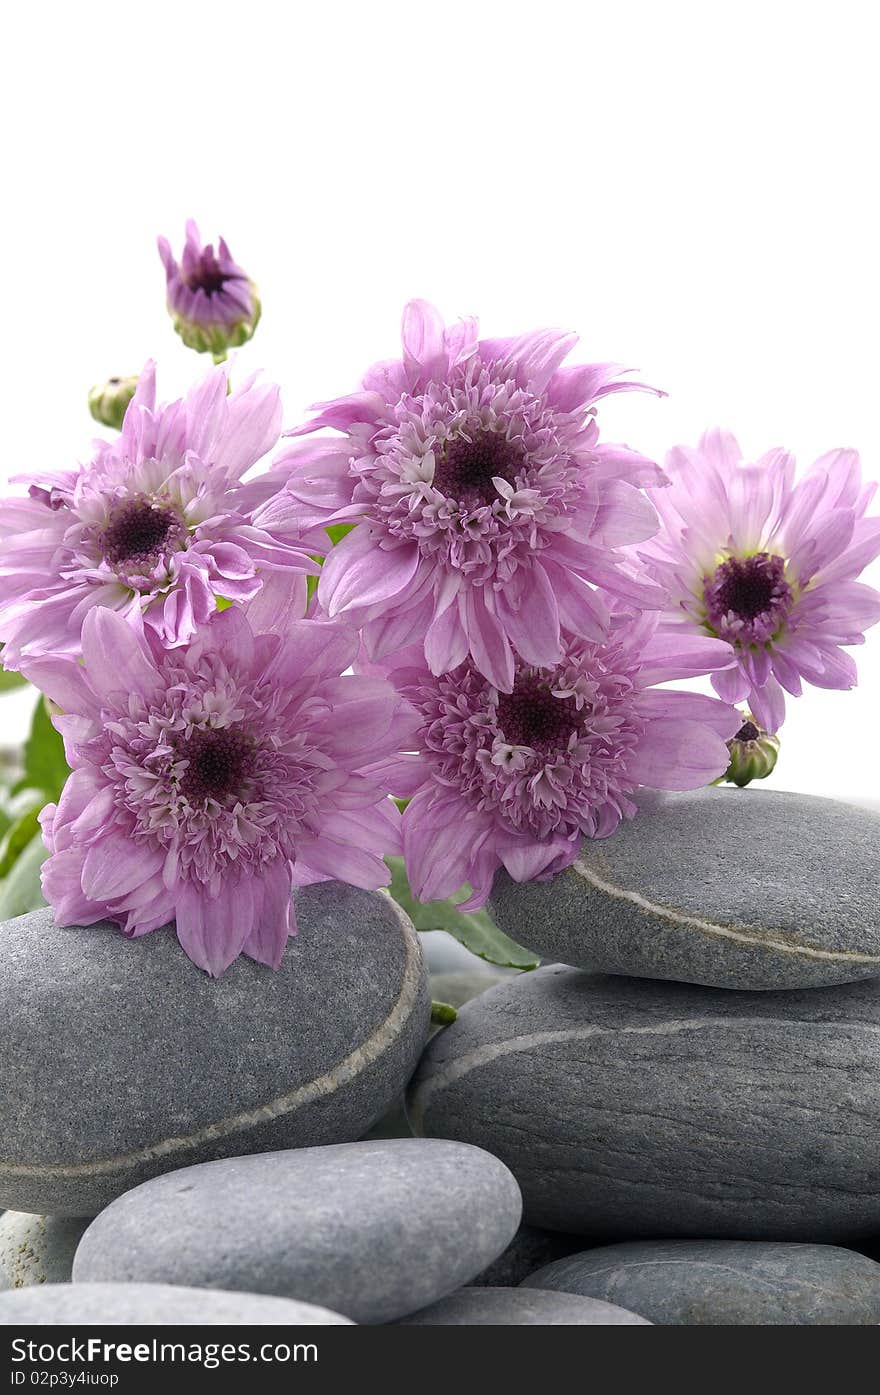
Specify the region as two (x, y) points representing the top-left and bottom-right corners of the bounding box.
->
(0, 885), (429, 1215)
(488, 790), (880, 990)
(73, 1139), (522, 1324)
(397, 1286), (649, 1325)
(411, 966), (880, 1241)
(0, 1283), (351, 1325)
(525, 1241), (880, 1325)
(0, 1212), (91, 1290)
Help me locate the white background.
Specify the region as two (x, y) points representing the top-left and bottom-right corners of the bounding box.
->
(2, 1), (878, 801)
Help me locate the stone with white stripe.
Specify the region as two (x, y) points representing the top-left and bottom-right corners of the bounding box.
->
(488, 789), (880, 990)
(0, 885), (430, 1215)
(410, 965), (880, 1240)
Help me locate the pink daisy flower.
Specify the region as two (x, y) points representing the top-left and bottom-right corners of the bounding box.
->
(0, 362), (316, 668)
(257, 300), (666, 692)
(29, 606), (408, 976)
(639, 430), (880, 731)
(376, 616), (739, 908)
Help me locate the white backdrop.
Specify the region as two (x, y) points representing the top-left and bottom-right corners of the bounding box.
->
(2, 1), (878, 799)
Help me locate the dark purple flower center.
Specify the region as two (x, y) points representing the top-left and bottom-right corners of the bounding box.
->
(704, 552), (793, 645)
(102, 500), (178, 566)
(433, 428), (525, 506)
(496, 674), (583, 750)
(734, 720), (761, 742)
(178, 728), (255, 803)
(185, 252), (229, 297)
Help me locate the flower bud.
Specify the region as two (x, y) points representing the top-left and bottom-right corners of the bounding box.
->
(88, 375), (138, 431)
(158, 220), (260, 360)
(722, 716), (779, 788)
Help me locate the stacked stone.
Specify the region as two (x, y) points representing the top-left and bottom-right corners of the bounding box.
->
(0, 884), (643, 1325)
(2, 790), (880, 1325)
(409, 787), (880, 1323)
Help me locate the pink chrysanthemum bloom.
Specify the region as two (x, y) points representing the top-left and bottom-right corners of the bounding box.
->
(638, 430), (880, 731)
(29, 606), (407, 976)
(258, 300), (666, 691)
(0, 362), (316, 668)
(158, 219), (260, 357)
(376, 617), (739, 908)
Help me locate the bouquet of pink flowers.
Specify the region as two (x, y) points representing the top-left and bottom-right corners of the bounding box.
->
(2, 223), (878, 976)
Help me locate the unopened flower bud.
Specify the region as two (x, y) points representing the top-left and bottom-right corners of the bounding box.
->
(722, 715), (779, 788)
(88, 374), (138, 431)
(158, 219), (261, 360)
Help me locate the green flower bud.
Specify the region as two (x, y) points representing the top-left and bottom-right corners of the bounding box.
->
(722, 716), (780, 788)
(88, 375), (138, 431)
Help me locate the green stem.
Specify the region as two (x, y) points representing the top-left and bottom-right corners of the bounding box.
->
(430, 1000), (458, 1027)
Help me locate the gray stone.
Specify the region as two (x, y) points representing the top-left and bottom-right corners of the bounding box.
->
(363, 964), (517, 1141)
(0, 1212), (92, 1290)
(0, 885), (429, 1215)
(397, 1285), (649, 1325)
(524, 1241), (880, 1325)
(488, 789), (880, 990)
(361, 965), (509, 1141)
(472, 1224), (584, 1287)
(0, 1283), (351, 1325)
(410, 965), (880, 1241)
(73, 1138), (522, 1324)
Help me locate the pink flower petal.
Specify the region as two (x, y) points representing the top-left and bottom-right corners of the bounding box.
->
(463, 589), (514, 692)
(424, 597), (470, 674)
(495, 564), (562, 668)
(635, 688), (740, 738)
(81, 831), (161, 901)
(710, 663), (752, 704)
(638, 633), (736, 685)
(401, 299), (448, 381)
(15, 654), (96, 716)
(175, 877), (257, 977)
(319, 526), (421, 617)
(628, 718), (732, 789)
(243, 863), (295, 970)
(748, 676), (786, 732)
(80, 608), (161, 704)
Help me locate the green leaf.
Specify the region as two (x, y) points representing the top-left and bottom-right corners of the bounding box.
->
(385, 856), (538, 970)
(325, 523), (356, 547)
(0, 831), (48, 919)
(12, 697), (70, 803)
(0, 805), (43, 878)
(430, 1000), (458, 1026)
(0, 668), (28, 693)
